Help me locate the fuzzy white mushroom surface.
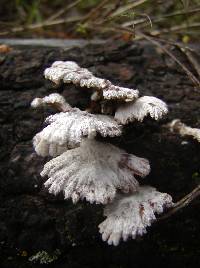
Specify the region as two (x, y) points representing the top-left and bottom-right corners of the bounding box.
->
(41, 140), (150, 204)
(44, 61), (139, 102)
(115, 96), (168, 124)
(99, 186), (173, 246)
(168, 119), (200, 143)
(44, 61), (80, 84)
(103, 85), (139, 102)
(33, 108), (122, 157)
(31, 93), (71, 112)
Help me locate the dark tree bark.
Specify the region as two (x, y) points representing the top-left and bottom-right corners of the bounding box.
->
(0, 40), (200, 267)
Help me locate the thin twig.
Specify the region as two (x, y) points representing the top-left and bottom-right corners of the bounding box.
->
(0, 16), (85, 36)
(148, 22), (200, 36)
(150, 36), (199, 54)
(109, 0), (148, 18)
(138, 31), (200, 88)
(123, 6), (200, 27)
(46, 0), (83, 22)
(101, 0), (122, 20)
(159, 184), (200, 220)
(180, 48), (200, 77)
(81, 0), (111, 24)
(88, 23), (200, 88)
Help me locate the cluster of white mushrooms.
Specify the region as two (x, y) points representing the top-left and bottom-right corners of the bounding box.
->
(31, 61), (173, 246)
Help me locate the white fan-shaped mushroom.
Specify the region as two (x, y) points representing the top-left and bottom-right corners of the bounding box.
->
(33, 108), (122, 157)
(44, 61), (139, 102)
(115, 96), (168, 124)
(31, 93), (71, 112)
(41, 140), (150, 204)
(99, 186), (173, 246)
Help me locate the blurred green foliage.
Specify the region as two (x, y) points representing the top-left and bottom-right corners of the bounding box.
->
(0, 0), (199, 41)
(78, 0), (101, 9)
(15, 0), (42, 23)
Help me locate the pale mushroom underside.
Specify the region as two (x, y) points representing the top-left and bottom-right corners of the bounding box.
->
(33, 108), (122, 157)
(41, 140), (150, 204)
(99, 186), (173, 245)
(115, 96), (168, 124)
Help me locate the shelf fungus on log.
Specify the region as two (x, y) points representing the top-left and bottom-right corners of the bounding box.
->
(41, 140), (150, 204)
(99, 186), (173, 246)
(31, 60), (173, 245)
(44, 61), (139, 102)
(115, 96), (168, 124)
(33, 107), (122, 157)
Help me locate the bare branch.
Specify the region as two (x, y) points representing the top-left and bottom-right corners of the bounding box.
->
(159, 185), (200, 220)
(81, 0), (111, 24)
(180, 48), (200, 77)
(46, 0), (83, 22)
(0, 16), (84, 36)
(109, 0), (148, 19)
(137, 31), (200, 89)
(123, 7), (200, 27)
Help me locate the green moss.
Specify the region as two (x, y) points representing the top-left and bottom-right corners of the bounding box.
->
(192, 171), (200, 184)
(28, 249), (61, 264)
